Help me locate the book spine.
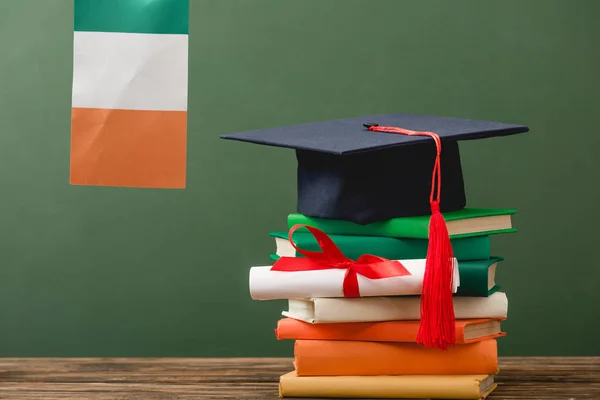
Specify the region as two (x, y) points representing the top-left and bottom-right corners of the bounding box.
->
(276, 319), (426, 342)
(294, 339), (498, 376)
(279, 373), (492, 399)
(312, 292), (508, 323)
(451, 236), (491, 260)
(273, 233), (491, 261)
(456, 258), (501, 297)
(276, 318), (485, 344)
(287, 210), (517, 239)
(294, 235), (428, 260)
(286, 213), (429, 238)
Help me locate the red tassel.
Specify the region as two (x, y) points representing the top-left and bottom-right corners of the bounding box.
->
(416, 201), (456, 350)
(367, 124), (456, 350)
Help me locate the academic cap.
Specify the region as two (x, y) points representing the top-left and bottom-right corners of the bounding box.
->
(220, 113), (528, 225)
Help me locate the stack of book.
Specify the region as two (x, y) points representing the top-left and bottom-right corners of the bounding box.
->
(220, 112), (528, 399)
(249, 207), (516, 399)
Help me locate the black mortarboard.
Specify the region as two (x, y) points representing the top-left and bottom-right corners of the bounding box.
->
(220, 113), (528, 225)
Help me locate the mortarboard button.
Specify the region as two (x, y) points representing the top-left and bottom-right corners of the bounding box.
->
(362, 122), (379, 128)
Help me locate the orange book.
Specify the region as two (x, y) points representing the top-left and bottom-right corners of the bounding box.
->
(276, 318), (505, 344)
(279, 371), (498, 399)
(294, 339), (498, 376)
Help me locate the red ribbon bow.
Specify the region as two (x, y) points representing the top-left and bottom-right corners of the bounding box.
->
(270, 224), (411, 297)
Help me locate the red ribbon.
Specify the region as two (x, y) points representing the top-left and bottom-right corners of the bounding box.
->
(270, 224), (411, 297)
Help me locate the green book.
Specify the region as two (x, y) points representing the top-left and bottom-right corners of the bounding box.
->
(270, 231), (491, 261)
(269, 253), (502, 297)
(456, 257), (502, 297)
(287, 208), (517, 239)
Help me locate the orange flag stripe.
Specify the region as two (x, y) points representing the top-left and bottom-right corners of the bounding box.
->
(70, 107), (187, 189)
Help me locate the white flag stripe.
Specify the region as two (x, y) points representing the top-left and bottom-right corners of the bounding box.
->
(72, 31), (188, 111)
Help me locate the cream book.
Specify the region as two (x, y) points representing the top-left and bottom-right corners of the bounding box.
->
(282, 291), (508, 323)
(279, 371), (497, 399)
(249, 258), (459, 300)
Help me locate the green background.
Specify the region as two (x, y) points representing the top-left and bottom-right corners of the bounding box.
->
(0, 0), (598, 357)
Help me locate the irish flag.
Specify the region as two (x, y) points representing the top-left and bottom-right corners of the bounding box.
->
(70, 0), (189, 188)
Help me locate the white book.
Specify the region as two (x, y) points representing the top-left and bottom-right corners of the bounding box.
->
(282, 291), (508, 323)
(249, 258), (460, 300)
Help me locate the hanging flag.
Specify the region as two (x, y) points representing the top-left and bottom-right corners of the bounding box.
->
(70, 0), (189, 188)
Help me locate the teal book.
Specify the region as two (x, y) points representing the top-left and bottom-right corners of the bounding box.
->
(270, 231), (491, 261)
(456, 257), (502, 297)
(287, 208), (516, 239)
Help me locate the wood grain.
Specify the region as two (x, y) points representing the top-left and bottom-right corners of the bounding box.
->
(0, 357), (598, 399)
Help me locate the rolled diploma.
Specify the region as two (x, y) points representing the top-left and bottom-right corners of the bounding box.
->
(249, 258), (460, 300)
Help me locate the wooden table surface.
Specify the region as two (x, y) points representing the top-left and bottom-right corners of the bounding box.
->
(0, 357), (598, 399)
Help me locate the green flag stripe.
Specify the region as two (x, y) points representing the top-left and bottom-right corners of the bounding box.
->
(74, 0), (188, 35)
